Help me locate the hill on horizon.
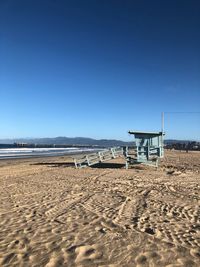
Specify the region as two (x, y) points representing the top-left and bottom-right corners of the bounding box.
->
(0, 136), (198, 147)
(0, 137), (133, 147)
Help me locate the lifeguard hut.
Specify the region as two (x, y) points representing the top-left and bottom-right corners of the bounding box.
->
(125, 131), (164, 168)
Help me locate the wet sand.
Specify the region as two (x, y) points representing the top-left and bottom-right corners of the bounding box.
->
(0, 151), (200, 266)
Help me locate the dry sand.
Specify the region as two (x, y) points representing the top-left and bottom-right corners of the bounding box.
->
(0, 150), (200, 267)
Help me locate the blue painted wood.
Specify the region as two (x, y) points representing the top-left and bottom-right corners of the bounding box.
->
(128, 131), (164, 165)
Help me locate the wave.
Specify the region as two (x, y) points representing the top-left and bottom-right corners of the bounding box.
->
(0, 147), (102, 159)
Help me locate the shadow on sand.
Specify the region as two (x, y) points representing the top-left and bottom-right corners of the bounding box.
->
(31, 162), (74, 168)
(31, 162), (125, 169)
(91, 162), (125, 169)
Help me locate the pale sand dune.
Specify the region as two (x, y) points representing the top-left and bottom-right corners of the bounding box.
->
(0, 151), (200, 266)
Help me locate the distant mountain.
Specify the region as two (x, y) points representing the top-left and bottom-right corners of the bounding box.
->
(0, 137), (133, 147)
(0, 137), (197, 147)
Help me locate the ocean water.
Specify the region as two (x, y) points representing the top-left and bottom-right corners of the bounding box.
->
(0, 147), (101, 159)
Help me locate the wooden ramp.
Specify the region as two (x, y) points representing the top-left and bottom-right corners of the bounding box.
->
(74, 147), (123, 168)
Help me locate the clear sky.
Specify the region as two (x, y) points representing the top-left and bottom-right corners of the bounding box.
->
(0, 0), (200, 140)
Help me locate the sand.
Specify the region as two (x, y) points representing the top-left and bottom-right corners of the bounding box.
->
(0, 150), (199, 267)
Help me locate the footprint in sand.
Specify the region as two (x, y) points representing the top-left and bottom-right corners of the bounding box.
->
(74, 244), (102, 264)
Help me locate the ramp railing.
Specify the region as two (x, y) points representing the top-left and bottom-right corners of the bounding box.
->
(73, 147), (123, 168)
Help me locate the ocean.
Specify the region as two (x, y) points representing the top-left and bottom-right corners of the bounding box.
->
(0, 147), (102, 159)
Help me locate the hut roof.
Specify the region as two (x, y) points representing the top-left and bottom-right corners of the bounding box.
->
(128, 131), (164, 136)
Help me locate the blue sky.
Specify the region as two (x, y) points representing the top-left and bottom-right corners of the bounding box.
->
(0, 0), (200, 140)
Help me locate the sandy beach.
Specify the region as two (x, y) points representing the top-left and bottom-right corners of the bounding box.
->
(0, 150), (200, 267)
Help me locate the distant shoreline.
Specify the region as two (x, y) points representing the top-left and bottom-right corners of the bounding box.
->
(0, 147), (103, 160)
